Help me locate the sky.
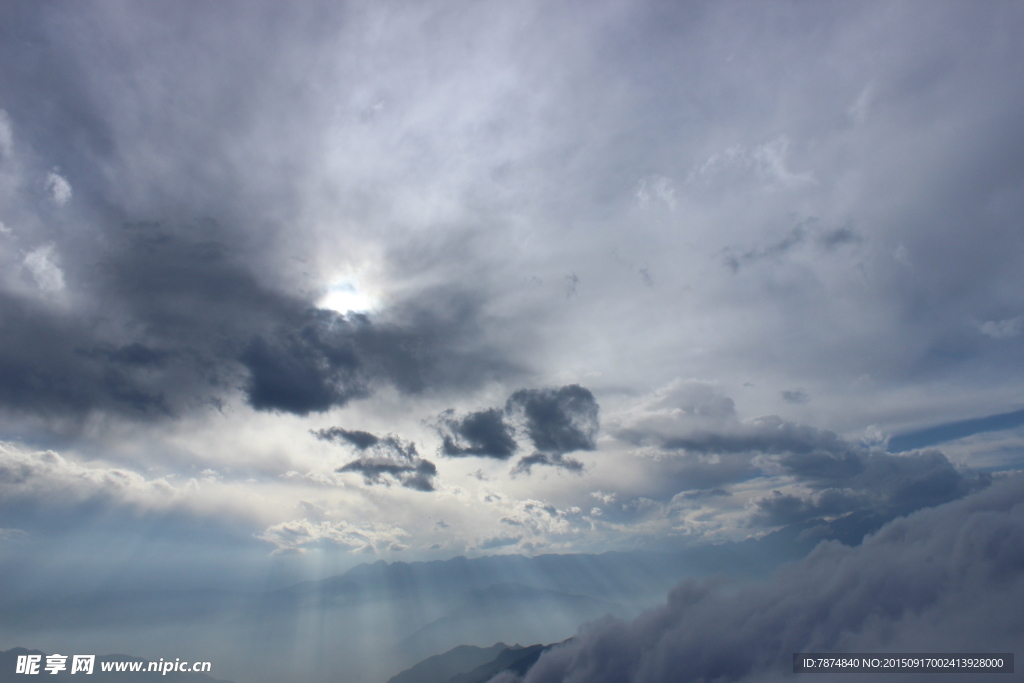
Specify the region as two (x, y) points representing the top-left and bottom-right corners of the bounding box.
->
(0, 0), (1022, 627)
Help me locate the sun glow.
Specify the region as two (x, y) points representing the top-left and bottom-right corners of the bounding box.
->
(317, 280), (378, 314)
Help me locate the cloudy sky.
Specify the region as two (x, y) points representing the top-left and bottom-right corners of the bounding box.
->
(1, 0), (1023, 605)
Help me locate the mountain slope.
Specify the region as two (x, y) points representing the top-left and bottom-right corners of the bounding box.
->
(386, 642), (514, 683)
(397, 583), (624, 661)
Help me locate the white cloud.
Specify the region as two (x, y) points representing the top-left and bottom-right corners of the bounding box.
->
(608, 380), (737, 442)
(977, 317), (1023, 339)
(0, 110), (12, 160)
(893, 244), (911, 267)
(0, 441), (176, 507)
(0, 441), (287, 534)
(691, 137), (815, 188)
(847, 82), (874, 126)
(45, 170), (72, 205)
(495, 497), (577, 536)
(750, 137), (815, 187)
(23, 243), (66, 293)
(256, 518), (410, 555)
(635, 175), (676, 210)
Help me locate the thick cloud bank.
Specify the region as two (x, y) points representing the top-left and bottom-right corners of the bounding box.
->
(524, 475), (1024, 683)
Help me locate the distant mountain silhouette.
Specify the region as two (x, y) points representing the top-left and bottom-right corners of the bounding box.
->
(386, 642), (513, 683)
(388, 639), (573, 683)
(275, 551), (691, 606)
(446, 643), (549, 683)
(397, 583), (624, 660)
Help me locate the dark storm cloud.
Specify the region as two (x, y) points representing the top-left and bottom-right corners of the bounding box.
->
(437, 407), (518, 458)
(506, 385), (599, 455)
(90, 343), (170, 367)
(511, 453), (584, 475)
(339, 457), (438, 492)
(241, 312), (365, 415)
(101, 222), (359, 417)
(0, 291), (174, 417)
(523, 476), (1024, 683)
(245, 287), (519, 415)
(335, 434), (437, 492)
(312, 427), (379, 450)
(435, 384), (600, 472)
(0, 218), (516, 420)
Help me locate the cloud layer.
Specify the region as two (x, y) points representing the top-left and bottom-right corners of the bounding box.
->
(524, 475), (1024, 683)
